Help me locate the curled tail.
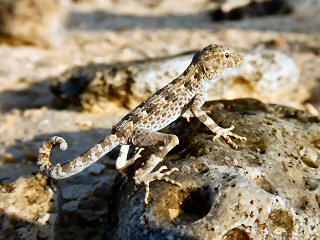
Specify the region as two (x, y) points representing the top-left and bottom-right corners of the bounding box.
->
(38, 134), (120, 179)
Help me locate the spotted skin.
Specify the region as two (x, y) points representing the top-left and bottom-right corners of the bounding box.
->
(38, 44), (246, 204)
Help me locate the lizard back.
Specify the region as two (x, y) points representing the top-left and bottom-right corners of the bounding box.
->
(112, 44), (243, 133)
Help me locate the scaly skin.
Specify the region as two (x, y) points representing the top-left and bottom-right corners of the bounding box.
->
(38, 44), (246, 204)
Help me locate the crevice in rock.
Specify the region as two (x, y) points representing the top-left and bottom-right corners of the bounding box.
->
(315, 194), (320, 209)
(175, 186), (213, 224)
(254, 176), (278, 195)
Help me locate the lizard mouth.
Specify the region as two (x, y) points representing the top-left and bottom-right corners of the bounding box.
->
(230, 53), (244, 67)
(235, 53), (244, 64)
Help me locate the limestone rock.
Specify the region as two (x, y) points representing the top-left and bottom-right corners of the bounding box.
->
(51, 49), (300, 111)
(0, 170), (114, 240)
(212, 0), (292, 21)
(0, 174), (57, 240)
(283, 0), (320, 16)
(0, 0), (68, 47)
(212, 0), (320, 19)
(219, 48), (300, 105)
(107, 99), (320, 240)
(57, 170), (117, 240)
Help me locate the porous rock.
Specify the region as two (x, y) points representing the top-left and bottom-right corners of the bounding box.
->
(0, 174), (57, 240)
(0, 0), (68, 47)
(108, 99), (320, 240)
(51, 49), (300, 111)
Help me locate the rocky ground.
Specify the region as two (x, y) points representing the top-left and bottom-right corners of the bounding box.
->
(0, 0), (319, 239)
(110, 99), (320, 240)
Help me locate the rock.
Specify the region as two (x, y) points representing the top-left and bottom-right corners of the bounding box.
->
(211, 0), (320, 21)
(0, 170), (117, 240)
(0, 0), (318, 239)
(107, 99), (320, 240)
(284, 0), (320, 16)
(219, 48), (300, 105)
(57, 172), (117, 240)
(51, 49), (300, 111)
(211, 0), (292, 21)
(50, 52), (192, 110)
(0, 174), (57, 240)
(87, 162), (106, 175)
(0, 0), (68, 48)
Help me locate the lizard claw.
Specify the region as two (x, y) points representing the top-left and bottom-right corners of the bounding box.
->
(213, 125), (247, 149)
(124, 147), (145, 167)
(135, 158), (182, 204)
(134, 147), (144, 159)
(181, 111), (194, 122)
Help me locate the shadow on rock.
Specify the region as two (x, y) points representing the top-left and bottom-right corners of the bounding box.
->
(0, 127), (118, 183)
(0, 80), (54, 113)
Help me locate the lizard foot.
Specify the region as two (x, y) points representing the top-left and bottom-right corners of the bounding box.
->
(213, 125), (247, 149)
(135, 163), (182, 204)
(127, 147), (144, 166)
(181, 110), (212, 122)
(117, 147), (145, 172)
(181, 111), (194, 122)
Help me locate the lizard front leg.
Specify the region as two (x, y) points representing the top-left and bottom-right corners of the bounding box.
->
(132, 129), (182, 204)
(190, 93), (247, 149)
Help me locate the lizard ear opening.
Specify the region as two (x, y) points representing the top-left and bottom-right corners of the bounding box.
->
(201, 64), (214, 80)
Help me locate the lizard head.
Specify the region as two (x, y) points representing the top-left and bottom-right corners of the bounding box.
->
(195, 44), (244, 80)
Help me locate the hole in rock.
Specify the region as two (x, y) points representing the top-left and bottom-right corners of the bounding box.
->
(268, 209), (293, 239)
(304, 178), (318, 191)
(315, 194), (320, 209)
(223, 227), (252, 240)
(254, 176), (278, 195)
(301, 155), (319, 169)
(176, 186), (213, 223)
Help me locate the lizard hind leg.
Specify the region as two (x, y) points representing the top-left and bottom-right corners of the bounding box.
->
(116, 145), (144, 172)
(132, 129), (182, 204)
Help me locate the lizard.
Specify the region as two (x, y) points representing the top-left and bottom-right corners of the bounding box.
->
(37, 44), (247, 204)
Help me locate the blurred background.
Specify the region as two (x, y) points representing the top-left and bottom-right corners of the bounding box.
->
(0, 0), (319, 239)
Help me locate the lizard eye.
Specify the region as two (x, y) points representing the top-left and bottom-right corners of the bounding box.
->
(225, 52), (230, 59)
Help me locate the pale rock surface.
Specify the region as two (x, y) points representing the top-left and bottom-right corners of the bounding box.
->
(0, 174), (56, 240)
(217, 0), (320, 16)
(0, 0), (69, 47)
(219, 48), (300, 106)
(51, 48), (301, 111)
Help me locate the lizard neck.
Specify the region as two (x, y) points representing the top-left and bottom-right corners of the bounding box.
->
(180, 62), (223, 91)
(200, 63), (224, 85)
